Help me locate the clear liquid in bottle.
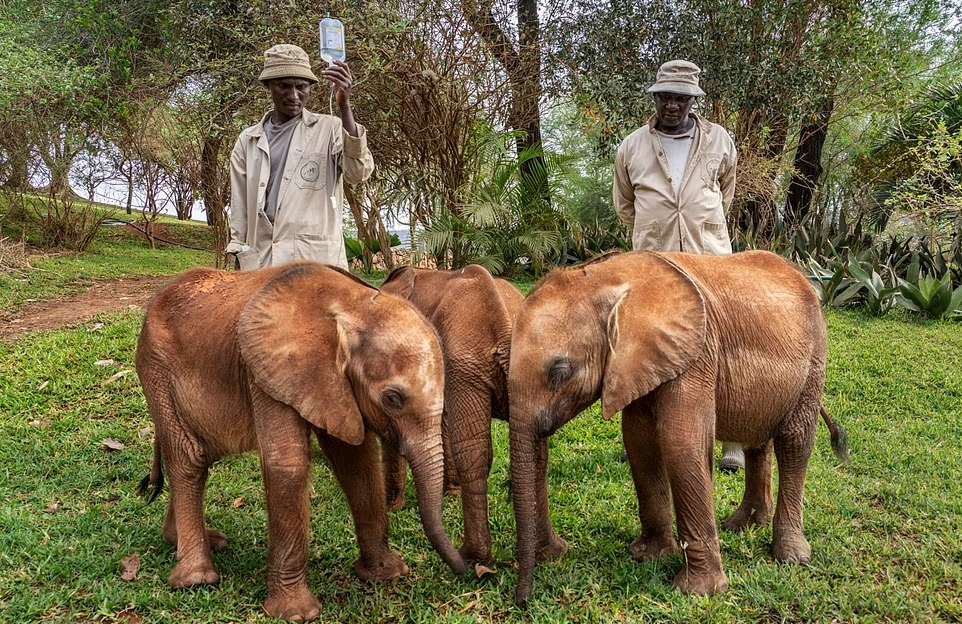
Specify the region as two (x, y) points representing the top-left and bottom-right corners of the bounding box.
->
(319, 18), (346, 64)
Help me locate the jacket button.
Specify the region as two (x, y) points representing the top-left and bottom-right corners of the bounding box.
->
(259, 182), (265, 187)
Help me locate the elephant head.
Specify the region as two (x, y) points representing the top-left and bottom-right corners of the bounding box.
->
(235, 263), (467, 576)
(508, 252), (706, 603)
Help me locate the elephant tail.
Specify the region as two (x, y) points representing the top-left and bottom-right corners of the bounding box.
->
(819, 406), (850, 463)
(137, 435), (164, 503)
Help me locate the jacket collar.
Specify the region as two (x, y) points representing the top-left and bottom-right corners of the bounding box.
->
(249, 109), (322, 138)
(647, 112), (709, 135)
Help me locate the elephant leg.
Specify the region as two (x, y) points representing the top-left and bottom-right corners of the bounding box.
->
(143, 379), (219, 589)
(164, 451), (219, 588)
(381, 439), (408, 512)
(446, 385), (494, 563)
(535, 437), (568, 562)
(655, 376), (728, 596)
(163, 498), (229, 554)
(622, 400), (678, 562)
(771, 381), (820, 564)
(318, 430), (409, 582)
(251, 387), (320, 623)
(442, 412), (460, 496)
(723, 442), (774, 532)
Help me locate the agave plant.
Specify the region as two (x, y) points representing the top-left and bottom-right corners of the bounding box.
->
(808, 257), (862, 308)
(847, 256), (900, 316)
(897, 269), (962, 319)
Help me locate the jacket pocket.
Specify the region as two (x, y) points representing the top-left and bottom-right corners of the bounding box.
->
(294, 234), (338, 265)
(631, 221), (662, 251)
(236, 246), (260, 271)
(294, 152), (326, 191)
(700, 220), (732, 255)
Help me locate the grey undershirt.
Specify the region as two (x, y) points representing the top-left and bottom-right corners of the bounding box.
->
(263, 114), (301, 223)
(656, 123), (696, 195)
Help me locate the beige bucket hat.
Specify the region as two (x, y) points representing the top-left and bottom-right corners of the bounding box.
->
(258, 44), (319, 83)
(647, 60), (706, 97)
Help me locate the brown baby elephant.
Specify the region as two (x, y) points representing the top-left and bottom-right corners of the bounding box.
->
(135, 262), (466, 622)
(379, 264), (528, 564)
(507, 250), (848, 604)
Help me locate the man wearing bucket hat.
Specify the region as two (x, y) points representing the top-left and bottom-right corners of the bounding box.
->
(226, 43), (374, 271)
(612, 60), (745, 473)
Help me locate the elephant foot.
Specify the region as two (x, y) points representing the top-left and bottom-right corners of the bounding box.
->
(672, 564), (728, 596)
(355, 550), (409, 582)
(264, 584), (321, 623)
(165, 528), (229, 554)
(629, 533), (679, 562)
(168, 558), (220, 588)
(772, 530), (811, 564)
(722, 505), (772, 533)
(537, 533), (568, 562)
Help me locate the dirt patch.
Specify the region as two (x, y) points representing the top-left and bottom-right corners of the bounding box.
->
(0, 276), (172, 342)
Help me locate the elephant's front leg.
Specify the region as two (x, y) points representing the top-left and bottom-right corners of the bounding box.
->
(446, 385), (494, 563)
(534, 437), (568, 562)
(319, 431), (409, 582)
(252, 388), (320, 622)
(622, 400), (679, 562)
(654, 375), (728, 596)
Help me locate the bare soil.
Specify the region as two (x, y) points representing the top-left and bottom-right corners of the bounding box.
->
(0, 276), (171, 342)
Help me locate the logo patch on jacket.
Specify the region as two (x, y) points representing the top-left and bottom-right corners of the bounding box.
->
(300, 160), (320, 183)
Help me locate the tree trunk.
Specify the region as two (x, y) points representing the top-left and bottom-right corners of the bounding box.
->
(344, 184), (375, 271)
(784, 97), (834, 230)
(2, 134), (30, 190)
(200, 135), (229, 264)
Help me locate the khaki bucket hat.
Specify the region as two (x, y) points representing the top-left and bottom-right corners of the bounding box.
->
(647, 60), (706, 97)
(258, 44), (319, 83)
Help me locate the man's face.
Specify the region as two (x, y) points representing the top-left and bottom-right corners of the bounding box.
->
(653, 92), (694, 130)
(267, 78), (314, 120)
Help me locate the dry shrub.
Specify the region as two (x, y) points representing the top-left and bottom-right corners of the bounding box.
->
(31, 188), (109, 251)
(0, 235), (32, 274)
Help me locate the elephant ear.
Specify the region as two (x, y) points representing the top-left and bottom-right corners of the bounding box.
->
(237, 265), (365, 445)
(381, 265), (416, 299)
(601, 256), (707, 420)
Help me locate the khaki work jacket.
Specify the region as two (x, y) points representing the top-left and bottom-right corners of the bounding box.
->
(227, 109), (374, 270)
(613, 114), (737, 255)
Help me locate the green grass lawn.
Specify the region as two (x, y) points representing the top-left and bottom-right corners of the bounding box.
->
(1, 306), (961, 622)
(0, 196), (214, 314)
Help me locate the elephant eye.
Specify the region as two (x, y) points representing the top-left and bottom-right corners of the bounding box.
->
(547, 357), (574, 391)
(381, 388), (406, 411)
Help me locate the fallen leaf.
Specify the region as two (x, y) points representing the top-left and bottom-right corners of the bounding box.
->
(29, 419), (44, 428)
(45, 501), (60, 514)
(105, 370), (132, 384)
(120, 553), (140, 581)
(115, 608), (143, 624)
(474, 563), (496, 578)
(138, 427), (152, 440)
(232, 497), (246, 509)
(90, 322), (105, 331)
(37, 380), (49, 391)
(95, 359), (115, 367)
(101, 438), (126, 452)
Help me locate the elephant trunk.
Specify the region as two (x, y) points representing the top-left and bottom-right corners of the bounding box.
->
(510, 420), (544, 605)
(408, 440), (468, 576)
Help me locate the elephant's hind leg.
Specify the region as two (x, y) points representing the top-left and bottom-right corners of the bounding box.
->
(771, 372), (821, 564)
(622, 401), (678, 562)
(319, 430), (409, 583)
(162, 500), (229, 553)
(723, 442), (774, 532)
(144, 376), (220, 588)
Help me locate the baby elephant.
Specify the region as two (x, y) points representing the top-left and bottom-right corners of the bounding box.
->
(136, 263), (466, 622)
(379, 264), (526, 564)
(507, 250), (848, 604)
